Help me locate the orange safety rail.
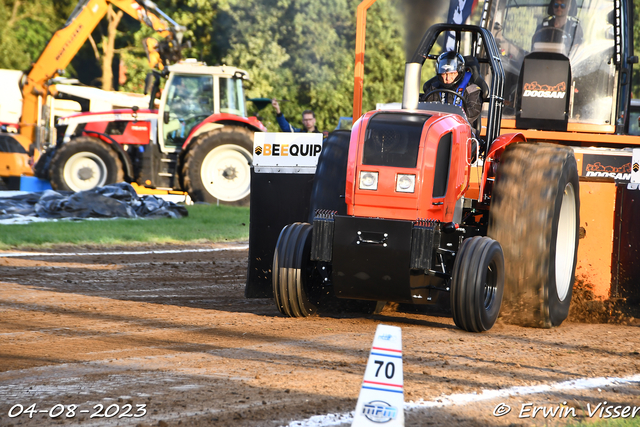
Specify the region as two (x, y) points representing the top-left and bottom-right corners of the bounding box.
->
(503, 129), (640, 146)
(484, 118), (640, 146)
(353, 0), (378, 124)
(500, 119), (617, 134)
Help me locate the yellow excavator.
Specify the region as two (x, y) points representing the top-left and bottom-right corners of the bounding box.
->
(0, 0), (186, 187)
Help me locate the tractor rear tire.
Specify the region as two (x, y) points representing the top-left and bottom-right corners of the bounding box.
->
(451, 236), (505, 332)
(308, 130), (350, 221)
(49, 136), (124, 192)
(182, 127), (253, 206)
(488, 143), (579, 328)
(273, 222), (322, 317)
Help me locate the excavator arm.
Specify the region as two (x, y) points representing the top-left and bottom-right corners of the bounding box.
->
(18, 0), (185, 151)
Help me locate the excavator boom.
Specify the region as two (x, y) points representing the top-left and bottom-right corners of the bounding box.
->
(18, 0), (184, 151)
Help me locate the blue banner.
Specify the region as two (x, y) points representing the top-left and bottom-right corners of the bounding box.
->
(444, 0), (478, 50)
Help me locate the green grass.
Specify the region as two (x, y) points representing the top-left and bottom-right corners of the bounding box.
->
(573, 418), (640, 426)
(0, 204), (250, 250)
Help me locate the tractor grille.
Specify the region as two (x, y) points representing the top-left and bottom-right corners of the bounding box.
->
(362, 112), (429, 168)
(410, 219), (441, 270)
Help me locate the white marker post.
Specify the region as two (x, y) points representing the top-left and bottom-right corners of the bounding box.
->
(352, 324), (404, 427)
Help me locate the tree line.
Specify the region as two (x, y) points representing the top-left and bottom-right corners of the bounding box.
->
(1, 0), (640, 132)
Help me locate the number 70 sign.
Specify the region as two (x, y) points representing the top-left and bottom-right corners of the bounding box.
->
(352, 324), (404, 426)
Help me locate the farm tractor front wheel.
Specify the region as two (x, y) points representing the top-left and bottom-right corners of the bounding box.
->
(451, 236), (505, 332)
(49, 136), (124, 192)
(183, 127), (253, 206)
(489, 143), (580, 328)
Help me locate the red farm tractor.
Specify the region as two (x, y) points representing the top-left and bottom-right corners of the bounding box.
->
(1, 0), (265, 205)
(246, 24), (580, 332)
(35, 62), (265, 205)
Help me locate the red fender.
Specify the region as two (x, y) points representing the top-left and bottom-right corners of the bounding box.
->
(182, 113), (266, 149)
(478, 132), (526, 202)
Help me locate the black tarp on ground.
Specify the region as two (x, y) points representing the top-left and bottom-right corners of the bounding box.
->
(0, 183), (188, 222)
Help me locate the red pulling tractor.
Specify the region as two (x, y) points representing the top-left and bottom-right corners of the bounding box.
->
(246, 24), (580, 332)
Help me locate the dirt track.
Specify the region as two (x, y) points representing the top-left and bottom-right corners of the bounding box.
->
(1, 242), (639, 427)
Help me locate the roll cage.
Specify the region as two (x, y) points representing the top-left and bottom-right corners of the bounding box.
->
(401, 23), (505, 152)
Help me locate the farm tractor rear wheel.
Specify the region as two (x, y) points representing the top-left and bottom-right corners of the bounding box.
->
(182, 127), (253, 206)
(273, 222), (322, 317)
(451, 236), (505, 332)
(49, 136), (124, 192)
(488, 143), (580, 328)
(307, 130), (351, 220)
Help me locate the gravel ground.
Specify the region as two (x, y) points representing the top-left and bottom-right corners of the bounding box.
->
(0, 242), (639, 427)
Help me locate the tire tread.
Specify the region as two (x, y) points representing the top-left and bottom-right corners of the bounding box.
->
(488, 143), (579, 327)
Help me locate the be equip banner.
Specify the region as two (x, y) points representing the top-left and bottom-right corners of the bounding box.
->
(253, 133), (323, 173)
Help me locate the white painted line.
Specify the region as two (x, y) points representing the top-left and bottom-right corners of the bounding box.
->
(0, 245), (248, 258)
(286, 413), (355, 427)
(404, 374), (640, 409)
(283, 374), (640, 427)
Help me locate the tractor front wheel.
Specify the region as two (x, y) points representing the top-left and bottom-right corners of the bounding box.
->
(273, 222), (324, 317)
(49, 136), (124, 192)
(451, 236), (505, 332)
(182, 127), (253, 206)
(488, 143), (579, 328)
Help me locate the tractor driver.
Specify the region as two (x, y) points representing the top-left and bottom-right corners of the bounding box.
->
(531, 0), (583, 52)
(420, 51), (482, 126)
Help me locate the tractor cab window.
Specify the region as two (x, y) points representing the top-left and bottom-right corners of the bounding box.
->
(363, 113), (430, 169)
(162, 74), (214, 149)
(219, 77), (246, 118)
(489, 0), (616, 125)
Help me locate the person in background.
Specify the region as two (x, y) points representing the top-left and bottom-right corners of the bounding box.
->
(420, 51), (482, 125)
(271, 99), (323, 134)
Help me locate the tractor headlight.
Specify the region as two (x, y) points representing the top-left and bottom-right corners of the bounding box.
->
(359, 171), (378, 190)
(396, 174), (416, 193)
